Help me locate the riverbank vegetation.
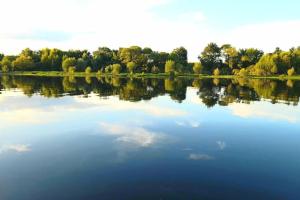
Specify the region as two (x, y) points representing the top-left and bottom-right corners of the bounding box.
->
(1, 43), (300, 77)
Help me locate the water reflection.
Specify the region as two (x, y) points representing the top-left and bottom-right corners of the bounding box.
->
(0, 76), (300, 199)
(1, 75), (300, 106)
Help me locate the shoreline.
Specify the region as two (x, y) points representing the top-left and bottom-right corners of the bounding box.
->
(1, 71), (300, 80)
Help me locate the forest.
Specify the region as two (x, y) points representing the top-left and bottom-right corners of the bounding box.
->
(1, 43), (300, 76)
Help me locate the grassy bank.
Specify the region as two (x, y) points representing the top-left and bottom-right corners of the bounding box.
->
(1, 71), (300, 80)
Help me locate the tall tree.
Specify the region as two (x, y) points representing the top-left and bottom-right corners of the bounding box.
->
(1, 56), (12, 72)
(199, 43), (222, 73)
(238, 48), (264, 69)
(93, 47), (114, 71)
(169, 47), (188, 66)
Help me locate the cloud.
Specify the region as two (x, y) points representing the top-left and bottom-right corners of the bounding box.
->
(0, 144), (31, 154)
(220, 20), (300, 52)
(3, 0), (299, 63)
(1, 1), (300, 61)
(74, 95), (187, 117)
(0, 0), (210, 61)
(175, 120), (200, 128)
(0, 91), (68, 125)
(216, 141), (226, 150)
(99, 122), (165, 147)
(229, 102), (300, 123)
(0, 91), (185, 128)
(189, 153), (214, 160)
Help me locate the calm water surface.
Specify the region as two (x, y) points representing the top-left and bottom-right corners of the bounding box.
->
(0, 76), (300, 200)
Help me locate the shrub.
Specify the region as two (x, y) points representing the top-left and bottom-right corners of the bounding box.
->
(126, 62), (136, 73)
(287, 67), (295, 76)
(213, 68), (220, 76)
(193, 62), (202, 74)
(112, 64), (121, 75)
(68, 66), (76, 74)
(238, 68), (249, 77)
(151, 66), (160, 74)
(85, 66), (92, 74)
(165, 60), (176, 73)
(62, 57), (77, 72)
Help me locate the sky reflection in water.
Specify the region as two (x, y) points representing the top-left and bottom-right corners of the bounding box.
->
(0, 76), (300, 200)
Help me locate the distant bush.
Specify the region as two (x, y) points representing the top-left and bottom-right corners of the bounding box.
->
(213, 68), (220, 76)
(85, 66), (92, 74)
(287, 67), (295, 76)
(193, 62), (202, 74)
(68, 66), (76, 74)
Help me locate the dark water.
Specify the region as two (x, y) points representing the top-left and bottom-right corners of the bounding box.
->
(0, 75), (300, 200)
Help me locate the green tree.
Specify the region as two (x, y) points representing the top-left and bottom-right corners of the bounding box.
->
(105, 65), (112, 73)
(251, 54), (277, 76)
(287, 67), (295, 76)
(68, 66), (76, 74)
(76, 58), (87, 72)
(126, 62), (137, 73)
(213, 68), (220, 76)
(20, 48), (40, 64)
(221, 44), (239, 69)
(151, 66), (160, 74)
(1, 56), (12, 72)
(238, 48), (264, 68)
(238, 68), (249, 77)
(169, 47), (188, 66)
(149, 51), (169, 72)
(62, 57), (77, 72)
(85, 66), (92, 74)
(93, 47), (114, 71)
(199, 43), (222, 73)
(165, 60), (176, 73)
(12, 55), (35, 71)
(40, 48), (63, 71)
(118, 46), (146, 68)
(112, 64), (121, 75)
(290, 48), (300, 73)
(193, 62), (202, 74)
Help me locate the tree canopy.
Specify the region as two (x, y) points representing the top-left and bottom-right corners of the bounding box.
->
(1, 44), (300, 76)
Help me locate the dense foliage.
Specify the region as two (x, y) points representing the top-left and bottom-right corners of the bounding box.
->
(1, 44), (300, 76)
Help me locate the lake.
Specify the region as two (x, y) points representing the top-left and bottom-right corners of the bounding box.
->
(0, 75), (300, 200)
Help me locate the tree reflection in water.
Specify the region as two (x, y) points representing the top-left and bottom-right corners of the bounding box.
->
(1, 75), (299, 107)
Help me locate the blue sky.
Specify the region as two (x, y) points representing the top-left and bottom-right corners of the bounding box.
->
(156, 0), (300, 25)
(0, 0), (300, 61)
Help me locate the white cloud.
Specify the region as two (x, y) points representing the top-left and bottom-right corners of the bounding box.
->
(0, 144), (31, 154)
(221, 20), (300, 52)
(99, 122), (164, 147)
(229, 102), (300, 123)
(175, 120), (200, 128)
(189, 153), (214, 160)
(0, 0), (210, 61)
(2, 1), (298, 61)
(0, 91), (186, 127)
(0, 91), (61, 124)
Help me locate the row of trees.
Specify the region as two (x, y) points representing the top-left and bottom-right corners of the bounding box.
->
(0, 46), (188, 74)
(1, 44), (300, 76)
(198, 43), (300, 76)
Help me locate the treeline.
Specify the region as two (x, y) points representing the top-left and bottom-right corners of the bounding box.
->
(1, 76), (299, 106)
(0, 43), (300, 76)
